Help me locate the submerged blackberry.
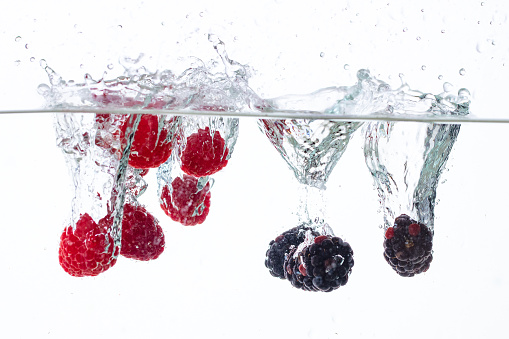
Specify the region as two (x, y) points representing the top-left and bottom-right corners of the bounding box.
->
(383, 214), (433, 277)
(265, 226), (318, 279)
(284, 235), (354, 292)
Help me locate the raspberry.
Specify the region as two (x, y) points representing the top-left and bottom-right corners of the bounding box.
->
(120, 114), (173, 169)
(159, 175), (211, 226)
(265, 226), (319, 279)
(383, 214), (433, 277)
(121, 203), (165, 261)
(284, 235), (354, 292)
(180, 127), (229, 177)
(58, 213), (118, 277)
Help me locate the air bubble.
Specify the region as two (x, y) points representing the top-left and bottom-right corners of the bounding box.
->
(15, 36), (21, 42)
(107, 64), (114, 70)
(459, 68), (466, 76)
(320, 52), (325, 58)
(344, 64), (350, 70)
(441, 29), (445, 33)
(403, 27), (408, 32)
(416, 36), (421, 41)
(30, 57), (35, 62)
(421, 65), (426, 71)
(438, 75), (443, 80)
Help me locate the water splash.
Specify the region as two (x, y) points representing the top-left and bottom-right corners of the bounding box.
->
(364, 121), (461, 231)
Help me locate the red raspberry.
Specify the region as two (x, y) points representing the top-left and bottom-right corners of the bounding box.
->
(180, 127), (229, 177)
(408, 223), (421, 236)
(121, 203), (165, 261)
(160, 175), (211, 226)
(58, 213), (118, 277)
(120, 114), (173, 169)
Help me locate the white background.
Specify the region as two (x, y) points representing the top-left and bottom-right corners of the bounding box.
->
(1, 1), (509, 338)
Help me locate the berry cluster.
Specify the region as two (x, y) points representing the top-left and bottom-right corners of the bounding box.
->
(265, 226), (354, 292)
(265, 226), (319, 279)
(383, 214), (433, 277)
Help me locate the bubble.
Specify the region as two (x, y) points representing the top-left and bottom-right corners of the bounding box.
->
(39, 59), (47, 68)
(421, 8), (425, 12)
(421, 65), (426, 71)
(30, 57), (35, 62)
(459, 68), (466, 76)
(416, 36), (421, 41)
(403, 27), (408, 32)
(107, 63), (114, 70)
(199, 12), (204, 17)
(443, 82), (453, 92)
(80, 64), (84, 69)
(481, 2), (485, 6)
(438, 75), (443, 80)
(320, 52), (325, 58)
(441, 29), (446, 33)
(15, 36), (21, 42)
(344, 64), (350, 70)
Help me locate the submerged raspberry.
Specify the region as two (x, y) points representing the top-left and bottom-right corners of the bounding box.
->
(383, 214), (433, 277)
(265, 226), (319, 280)
(180, 127), (229, 177)
(120, 114), (173, 169)
(58, 213), (118, 277)
(121, 204), (165, 261)
(284, 235), (354, 292)
(160, 175), (211, 226)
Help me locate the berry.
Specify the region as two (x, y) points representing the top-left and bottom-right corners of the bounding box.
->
(383, 214), (433, 277)
(58, 213), (118, 277)
(284, 235), (354, 292)
(121, 204), (165, 261)
(180, 127), (229, 177)
(120, 114), (173, 169)
(160, 175), (211, 226)
(265, 226), (319, 280)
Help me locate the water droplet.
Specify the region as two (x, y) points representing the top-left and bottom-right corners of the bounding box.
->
(443, 82), (453, 92)
(438, 75), (443, 80)
(37, 84), (50, 95)
(403, 27), (408, 32)
(399, 73), (404, 79)
(39, 59), (47, 68)
(80, 64), (84, 69)
(441, 29), (446, 33)
(107, 63), (114, 70)
(25, 43), (29, 49)
(30, 57), (35, 62)
(481, 1), (485, 6)
(199, 12), (204, 17)
(15, 36), (21, 42)
(459, 68), (466, 76)
(320, 52), (325, 58)
(458, 88), (471, 97)
(118, 24), (123, 29)
(421, 65), (426, 71)
(14, 60), (21, 66)
(421, 8), (425, 12)
(344, 64), (350, 70)
(416, 36), (421, 41)
(357, 69), (370, 80)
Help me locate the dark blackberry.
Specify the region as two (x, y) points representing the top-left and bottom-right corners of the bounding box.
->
(265, 226), (318, 279)
(383, 214), (433, 277)
(284, 235), (354, 292)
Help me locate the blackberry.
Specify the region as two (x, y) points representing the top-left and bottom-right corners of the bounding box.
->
(383, 214), (433, 277)
(265, 226), (318, 279)
(284, 235), (354, 292)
